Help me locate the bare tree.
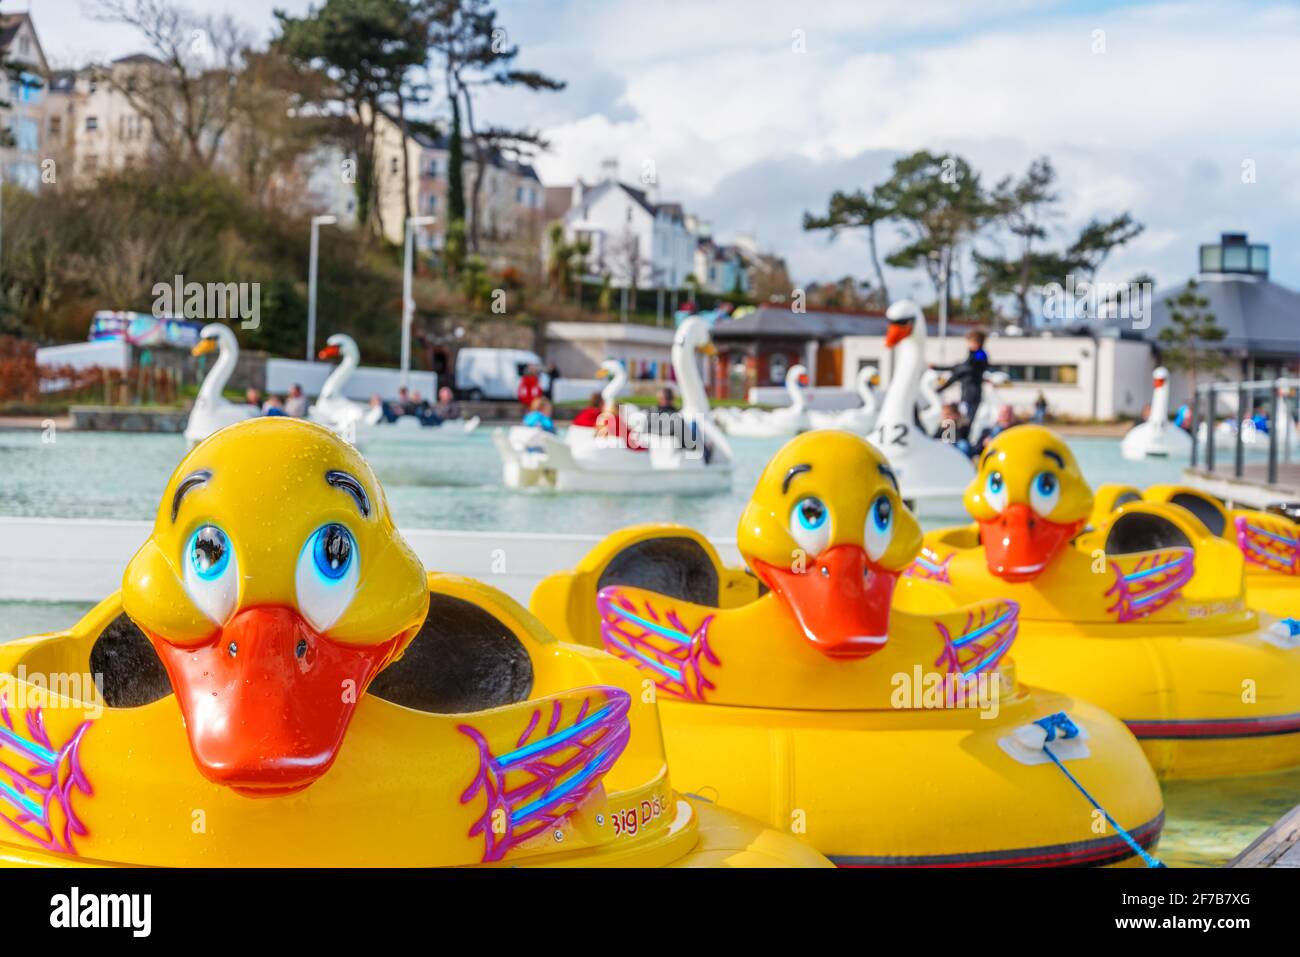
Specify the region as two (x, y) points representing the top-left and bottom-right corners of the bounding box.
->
(88, 0), (249, 168)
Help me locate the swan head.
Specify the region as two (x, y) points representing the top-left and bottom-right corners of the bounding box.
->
(738, 430), (922, 659)
(674, 317), (716, 357)
(964, 424), (1093, 582)
(319, 333), (361, 363)
(596, 359), (626, 379)
(192, 323), (237, 358)
(786, 364), (809, 389)
(1152, 366), (1169, 390)
(884, 300), (925, 349)
(122, 418), (428, 796)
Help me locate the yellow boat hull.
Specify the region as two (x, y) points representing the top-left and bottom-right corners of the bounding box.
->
(654, 688), (1163, 867)
(1004, 623), (1300, 780)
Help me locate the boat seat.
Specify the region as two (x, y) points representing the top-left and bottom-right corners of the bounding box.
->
(1169, 492), (1227, 536)
(1113, 489), (1142, 508)
(88, 595), (535, 716)
(369, 593), (534, 714)
(596, 536), (720, 607)
(90, 614), (174, 707)
(1104, 511), (1192, 556)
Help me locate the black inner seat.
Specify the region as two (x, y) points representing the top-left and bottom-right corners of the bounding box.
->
(595, 536), (720, 607)
(1170, 492), (1227, 536)
(1104, 511), (1193, 555)
(368, 592), (533, 714)
(89, 614), (173, 707)
(1113, 490), (1142, 508)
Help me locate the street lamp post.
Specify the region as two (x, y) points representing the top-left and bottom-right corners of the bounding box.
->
(306, 215), (337, 360)
(402, 216), (437, 388)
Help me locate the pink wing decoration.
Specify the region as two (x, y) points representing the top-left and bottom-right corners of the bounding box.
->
(906, 547), (953, 585)
(596, 587), (719, 702)
(1236, 515), (1300, 576)
(458, 686), (630, 863)
(933, 601), (1019, 703)
(1105, 548), (1195, 622)
(0, 697), (93, 855)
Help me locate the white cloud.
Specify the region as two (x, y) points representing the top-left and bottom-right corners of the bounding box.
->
(29, 0), (1300, 293)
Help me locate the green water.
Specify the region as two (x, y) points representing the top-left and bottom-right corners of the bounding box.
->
(1161, 769), (1300, 867)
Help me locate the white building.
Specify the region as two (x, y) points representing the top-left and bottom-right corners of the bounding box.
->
(840, 329), (1154, 421)
(561, 163), (695, 289)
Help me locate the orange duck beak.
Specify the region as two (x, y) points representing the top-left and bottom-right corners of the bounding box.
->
(978, 503), (1081, 582)
(318, 344), (341, 360)
(752, 544), (895, 659)
(152, 607), (404, 797)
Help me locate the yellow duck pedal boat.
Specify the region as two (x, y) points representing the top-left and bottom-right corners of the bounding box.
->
(904, 425), (1300, 780)
(1091, 482), (1300, 623)
(0, 419), (826, 868)
(532, 430), (1163, 866)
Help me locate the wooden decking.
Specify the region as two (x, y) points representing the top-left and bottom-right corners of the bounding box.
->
(1183, 464), (1300, 510)
(1228, 804), (1300, 867)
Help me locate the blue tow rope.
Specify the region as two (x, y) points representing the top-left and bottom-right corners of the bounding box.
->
(1034, 713), (1165, 869)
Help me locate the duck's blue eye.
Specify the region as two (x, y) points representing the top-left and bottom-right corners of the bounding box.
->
(1035, 472), (1057, 496)
(987, 472), (1004, 494)
(794, 497), (828, 531)
(189, 526), (230, 580)
(311, 524), (355, 581)
(870, 495), (892, 532)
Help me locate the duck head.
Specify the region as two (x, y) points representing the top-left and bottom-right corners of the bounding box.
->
(122, 418), (428, 796)
(965, 424), (1093, 582)
(739, 431), (922, 658)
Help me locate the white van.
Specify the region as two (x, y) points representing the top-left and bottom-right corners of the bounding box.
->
(455, 348), (549, 401)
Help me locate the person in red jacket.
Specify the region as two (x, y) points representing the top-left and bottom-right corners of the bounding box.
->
(572, 392), (603, 428)
(517, 365), (543, 406)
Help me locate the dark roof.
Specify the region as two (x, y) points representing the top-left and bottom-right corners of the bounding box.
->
(712, 306), (890, 340)
(0, 13), (27, 50)
(568, 180), (684, 221)
(406, 125), (539, 181)
(1145, 275), (1300, 355)
(112, 53), (164, 66)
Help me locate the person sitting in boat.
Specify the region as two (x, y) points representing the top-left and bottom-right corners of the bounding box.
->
(522, 397), (557, 434)
(572, 391), (604, 428)
(596, 402), (647, 452)
(931, 329), (989, 444)
(432, 386), (462, 422)
(245, 387), (262, 409)
(973, 403), (1018, 454)
(262, 395), (288, 417)
(1251, 404), (1270, 434)
(651, 386), (682, 436)
(1173, 403), (1192, 432)
(285, 383), (308, 418)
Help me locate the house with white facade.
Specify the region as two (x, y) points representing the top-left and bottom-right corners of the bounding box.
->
(560, 165), (695, 289)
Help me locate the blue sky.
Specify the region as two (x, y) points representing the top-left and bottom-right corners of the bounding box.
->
(24, 0), (1300, 298)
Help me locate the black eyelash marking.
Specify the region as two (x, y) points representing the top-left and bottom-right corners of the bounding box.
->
(325, 470), (371, 518)
(171, 470), (212, 523)
(783, 463), (812, 495)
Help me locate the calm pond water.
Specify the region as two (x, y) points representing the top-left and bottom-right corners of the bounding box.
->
(1, 425), (1292, 867)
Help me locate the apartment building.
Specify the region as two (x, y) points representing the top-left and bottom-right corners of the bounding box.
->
(370, 108), (545, 251)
